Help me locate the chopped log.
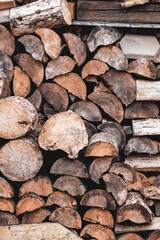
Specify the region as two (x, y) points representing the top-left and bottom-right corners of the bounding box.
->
(147, 231), (160, 240)
(0, 71), (10, 99)
(85, 75), (98, 84)
(84, 120), (97, 140)
(83, 208), (114, 228)
(38, 111), (88, 158)
(53, 175), (86, 196)
(81, 60), (109, 79)
(87, 26), (121, 52)
(124, 137), (159, 155)
(117, 192), (153, 224)
(18, 35), (45, 61)
(125, 101), (159, 119)
(80, 189), (116, 210)
(53, 73), (87, 101)
(19, 176), (53, 197)
(0, 25), (15, 56)
(0, 0), (15, 10)
(126, 172), (150, 191)
(0, 51), (13, 81)
(22, 208), (51, 224)
(0, 177), (14, 199)
(0, 199), (14, 213)
(16, 193), (45, 216)
(0, 9), (10, 24)
(10, 0), (71, 36)
(49, 207), (82, 229)
(0, 138), (43, 181)
(13, 66), (31, 98)
(101, 69), (136, 106)
(68, 2), (75, 20)
(132, 119), (160, 136)
(85, 132), (119, 157)
(50, 157), (89, 178)
(156, 64), (160, 79)
(94, 81), (111, 93)
(153, 175), (160, 187)
(0, 212), (19, 226)
(136, 80), (160, 101)
(80, 223), (115, 240)
(0, 222), (82, 240)
(117, 233), (144, 240)
(109, 163), (137, 183)
(88, 91), (124, 123)
(0, 96), (38, 139)
(89, 157), (113, 184)
(155, 202), (160, 216)
(127, 59), (156, 79)
(69, 101), (102, 122)
(45, 56), (76, 80)
(121, 0), (149, 8)
(144, 198), (155, 207)
(46, 191), (77, 209)
(140, 185), (160, 200)
(98, 121), (126, 150)
(28, 116), (45, 140)
(94, 46), (128, 71)
(43, 106), (56, 119)
(123, 125), (132, 135)
(63, 33), (87, 66)
(125, 154), (160, 171)
(103, 173), (127, 206)
(39, 83), (69, 112)
(14, 53), (44, 87)
(27, 89), (42, 112)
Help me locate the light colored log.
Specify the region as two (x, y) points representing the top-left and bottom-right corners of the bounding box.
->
(0, 9), (10, 24)
(132, 119), (160, 136)
(136, 80), (160, 101)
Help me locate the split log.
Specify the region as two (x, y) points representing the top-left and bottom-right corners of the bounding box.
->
(19, 176), (53, 197)
(0, 199), (14, 213)
(109, 163), (137, 183)
(0, 51), (13, 81)
(27, 89), (42, 112)
(81, 60), (109, 79)
(140, 185), (160, 199)
(87, 26), (121, 52)
(43, 105), (56, 119)
(0, 138), (43, 181)
(22, 208), (51, 224)
(103, 173), (127, 206)
(80, 223), (115, 240)
(0, 96), (38, 139)
(125, 154), (160, 171)
(49, 207), (82, 229)
(117, 233), (144, 240)
(16, 193), (45, 216)
(80, 189), (116, 210)
(0, 0), (15, 10)
(69, 101), (102, 122)
(68, 2), (75, 20)
(89, 157), (113, 184)
(0, 71), (10, 98)
(10, 0), (71, 36)
(121, 0), (149, 8)
(94, 81), (111, 93)
(156, 64), (160, 79)
(0, 9), (10, 24)
(101, 69), (136, 106)
(45, 56), (76, 80)
(28, 116), (45, 140)
(123, 125), (132, 135)
(50, 157), (89, 178)
(88, 91), (124, 123)
(0, 212), (19, 226)
(85, 132), (119, 157)
(116, 192), (153, 224)
(53, 73), (87, 101)
(18, 35), (45, 61)
(0, 25), (15, 56)
(53, 175), (86, 196)
(63, 33), (87, 66)
(94, 46), (128, 71)
(83, 208), (114, 228)
(136, 80), (160, 101)
(84, 120), (97, 140)
(0, 177), (14, 199)
(46, 191), (77, 209)
(127, 59), (156, 79)
(147, 231), (160, 240)
(155, 201), (160, 216)
(125, 101), (159, 119)
(126, 172), (151, 191)
(38, 111), (88, 158)
(13, 66), (31, 98)
(14, 53), (44, 87)
(132, 119), (160, 136)
(85, 75), (98, 84)
(124, 137), (159, 155)
(39, 83), (69, 112)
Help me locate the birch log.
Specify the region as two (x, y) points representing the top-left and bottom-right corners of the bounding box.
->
(136, 80), (160, 101)
(0, 10), (10, 24)
(132, 119), (160, 136)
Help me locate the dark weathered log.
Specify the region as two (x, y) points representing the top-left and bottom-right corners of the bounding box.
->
(0, 51), (13, 81)
(53, 175), (86, 196)
(84, 120), (97, 140)
(0, 25), (15, 56)
(38, 111), (88, 158)
(0, 212), (19, 226)
(147, 231), (160, 240)
(27, 89), (42, 112)
(94, 81), (111, 93)
(85, 75), (98, 84)
(63, 33), (87, 66)
(87, 26), (121, 52)
(0, 177), (14, 199)
(50, 157), (89, 178)
(0, 199), (15, 213)
(0, 71), (10, 99)
(156, 64), (160, 79)
(22, 208), (51, 224)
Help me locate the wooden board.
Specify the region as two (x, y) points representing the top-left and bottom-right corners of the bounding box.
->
(0, 222), (82, 240)
(132, 119), (160, 136)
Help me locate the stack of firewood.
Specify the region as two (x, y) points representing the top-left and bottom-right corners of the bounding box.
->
(1, 22), (160, 240)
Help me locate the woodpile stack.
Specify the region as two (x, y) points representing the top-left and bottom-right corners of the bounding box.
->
(0, 22), (160, 240)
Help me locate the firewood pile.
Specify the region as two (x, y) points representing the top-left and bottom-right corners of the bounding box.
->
(1, 15), (160, 239)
